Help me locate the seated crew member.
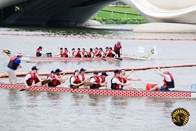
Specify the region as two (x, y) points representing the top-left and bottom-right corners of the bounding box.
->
(111, 70), (133, 90)
(55, 48), (63, 57)
(63, 48), (70, 58)
(71, 48), (77, 57)
(70, 70), (82, 88)
(78, 68), (89, 89)
(7, 52), (23, 84)
(88, 48), (94, 58)
(47, 68), (67, 87)
(149, 69), (175, 91)
(24, 66), (42, 88)
(76, 48), (83, 58)
(94, 47), (99, 57)
(89, 71), (108, 90)
(114, 42), (122, 58)
(36, 46), (43, 57)
(106, 47), (115, 57)
(99, 72), (110, 89)
(104, 47), (109, 56)
(82, 48), (88, 58)
(97, 48), (105, 58)
(47, 70), (55, 87)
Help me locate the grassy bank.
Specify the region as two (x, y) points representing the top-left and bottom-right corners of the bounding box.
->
(91, 6), (148, 24)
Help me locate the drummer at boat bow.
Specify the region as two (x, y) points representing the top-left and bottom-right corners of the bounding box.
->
(114, 42), (122, 58)
(111, 70), (133, 90)
(47, 69), (67, 87)
(150, 69), (175, 91)
(36, 46), (43, 57)
(7, 52), (23, 84)
(24, 66), (42, 87)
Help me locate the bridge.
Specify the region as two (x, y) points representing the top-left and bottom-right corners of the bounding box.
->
(0, 0), (196, 26)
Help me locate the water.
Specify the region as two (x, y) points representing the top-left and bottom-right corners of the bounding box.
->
(0, 25), (196, 130)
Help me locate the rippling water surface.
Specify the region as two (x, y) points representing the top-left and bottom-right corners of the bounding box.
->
(0, 25), (196, 131)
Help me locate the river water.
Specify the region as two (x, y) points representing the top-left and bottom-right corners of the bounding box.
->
(0, 25), (196, 130)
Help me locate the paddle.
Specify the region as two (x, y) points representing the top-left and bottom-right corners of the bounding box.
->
(0, 72), (7, 78)
(20, 79), (51, 91)
(72, 81), (93, 90)
(132, 71), (145, 86)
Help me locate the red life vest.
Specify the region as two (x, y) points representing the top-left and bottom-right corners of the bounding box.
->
(70, 75), (80, 84)
(88, 51), (93, 58)
(99, 75), (106, 82)
(47, 74), (55, 87)
(114, 44), (121, 52)
(82, 51), (88, 57)
(26, 72), (39, 86)
(79, 74), (85, 81)
(107, 50), (114, 57)
(76, 51), (82, 58)
(111, 76), (120, 90)
(97, 51), (103, 57)
(90, 76), (101, 89)
(121, 77), (127, 83)
(94, 50), (98, 57)
(52, 74), (61, 87)
(7, 56), (19, 70)
(36, 48), (42, 57)
(63, 50), (69, 57)
(163, 73), (175, 89)
(60, 50), (63, 57)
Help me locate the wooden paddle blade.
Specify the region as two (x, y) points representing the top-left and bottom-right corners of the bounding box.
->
(41, 79), (51, 86)
(72, 85), (78, 90)
(20, 88), (26, 91)
(84, 82), (93, 86)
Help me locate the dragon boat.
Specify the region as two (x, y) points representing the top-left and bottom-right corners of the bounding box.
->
(2, 48), (154, 63)
(0, 83), (195, 98)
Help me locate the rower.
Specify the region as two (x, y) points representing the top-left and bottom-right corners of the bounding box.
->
(106, 47), (115, 57)
(78, 68), (89, 89)
(47, 70), (55, 87)
(7, 52), (23, 84)
(94, 47), (99, 57)
(36, 46), (43, 57)
(121, 69), (141, 82)
(82, 48), (88, 58)
(70, 70), (81, 88)
(71, 48), (76, 57)
(88, 48), (94, 58)
(149, 69), (175, 91)
(114, 42), (122, 58)
(99, 72), (109, 88)
(63, 48), (70, 58)
(55, 47), (63, 57)
(24, 66), (42, 87)
(97, 48), (105, 58)
(76, 48), (83, 58)
(89, 71), (109, 90)
(111, 70), (133, 90)
(104, 47), (109, 55)
(48, 68), (67, 87)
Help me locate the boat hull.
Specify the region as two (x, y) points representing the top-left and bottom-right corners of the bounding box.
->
(0, 84), (195, 98)
(21, 56), (148, 63)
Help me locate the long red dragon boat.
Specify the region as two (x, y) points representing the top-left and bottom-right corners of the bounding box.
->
(2, 48), (154, 62)
(0, 83), (195, 98)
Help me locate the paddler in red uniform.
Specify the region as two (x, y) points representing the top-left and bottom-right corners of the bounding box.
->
(70, 70), (82, 88)
(111, 70), (133, 90)
(24, 66), (42, 88)
(106, 47), (115, 57)
(88, 48), (94, 58)
(94, 47), (99, 57)
(82, 48), (88, 58)
(97, 48), (105, 58)
(36, 46), (43, 57)
(121, 69), (141, 83)
(63, 48), (70, 58)
(76, 48), (83, 58)
(99, 72), (110, 88)
(77, 68), (89, 89)
(149, 69), (175, 91)
(89, 71), (109, 90)
(114, 42), (122, 58)
(71, 48), (76, 57)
